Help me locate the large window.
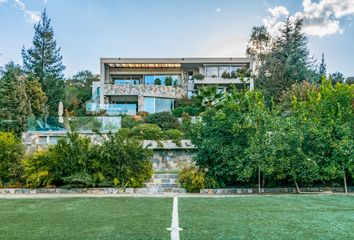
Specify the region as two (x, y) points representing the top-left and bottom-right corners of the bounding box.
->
(205, 65), (243, 78)
(143, 97), (174, 113)
(144, 75), (181, 86)
(112, 76), (140, 85)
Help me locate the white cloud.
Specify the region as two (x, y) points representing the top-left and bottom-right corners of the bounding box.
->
(0, 0), (7, 5)
(14, 0), (41, 23)
(263, 0), (354, 37)
(215, 7), (221, 13)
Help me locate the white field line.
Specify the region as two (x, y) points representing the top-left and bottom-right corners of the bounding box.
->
(167, 196), (182, 240)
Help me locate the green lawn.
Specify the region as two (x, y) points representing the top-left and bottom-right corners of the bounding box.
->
(1, 195), (354, 240)
(0, 197), (172, 240)
(179, 195), (354, 240)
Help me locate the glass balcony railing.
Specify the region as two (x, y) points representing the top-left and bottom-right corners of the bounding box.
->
(86, 103), (137, 116)
(27, 116), (121, 133)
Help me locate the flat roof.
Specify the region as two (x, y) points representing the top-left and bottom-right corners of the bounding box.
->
(101, 57), (252, 65)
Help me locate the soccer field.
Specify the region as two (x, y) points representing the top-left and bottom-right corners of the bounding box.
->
(0, 195), (353, 240)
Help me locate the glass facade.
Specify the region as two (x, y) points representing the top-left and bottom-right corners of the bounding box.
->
(106, 103), (137, 115)
(144, 75), (181, 86)
(143, 97), (174, 113)
(205, 65), (243, 77)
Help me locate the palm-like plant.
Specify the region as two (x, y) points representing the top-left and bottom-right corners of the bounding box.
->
(195, 86), (223, 108)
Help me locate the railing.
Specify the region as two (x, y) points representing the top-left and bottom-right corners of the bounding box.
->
(194, 77), (252, 85)
(27, 116), (121, 133)
(86, 103), (137, 115)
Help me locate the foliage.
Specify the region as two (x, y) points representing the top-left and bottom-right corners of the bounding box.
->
(164, 76), (172, 86)
(195, 85), (223, 109)
(279, 81), (318, 110)
(0, 62), (32, 134)
(164, 129), (184, 144)
(193, 73), (205, 80)
(254, 19), (316, 101)
(91, 131), (153, 188)
(154, 78), (161, 85)
(25, 74), (47, 117)
(178, 166), (206, 192)
(121, 115), (143, 129)
(144, 111), (179, 130)
(22, 10), (65, 115)
(172, 106), (200, 117)
(128, 124), (164, 140)
(0, 132), (24, 186)
(329, 71), (345, 85)
(318, 53), (326, 82)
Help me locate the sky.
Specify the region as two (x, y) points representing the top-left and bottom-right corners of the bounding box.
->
(0, 0), (353, 77)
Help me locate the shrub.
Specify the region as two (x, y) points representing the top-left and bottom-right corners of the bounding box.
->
(92, 131), (153, 188)
(221, 71), (231, 79)
(154, 78), (161, 85)
(172, 106), (200, 117)
(145, 111), (179, 130)
(193, 73), (205, 80)
(165, 129), (184, 140)
(22, 150), (54, 188)
(178, 166), (206, 193)
(129, 124), (164, 140)
(0, 131), (24, 186)
(23, 132), (93, 187)
(165, 76), (172, 86)
(121, 115), (142, 129)
(137, 111), (149, 118)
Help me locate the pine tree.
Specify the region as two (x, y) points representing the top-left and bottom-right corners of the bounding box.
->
(0, 62), (32, 134)
(21, 9), (65, 115)
(25, 74), (48, 118)
(256, 18), (313, 101)
(319, 53), (326, 81)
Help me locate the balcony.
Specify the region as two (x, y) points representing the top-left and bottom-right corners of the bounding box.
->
(194, 77), (252, 85)
(86, 103), (137, 115)
(104, 84), (186, 98)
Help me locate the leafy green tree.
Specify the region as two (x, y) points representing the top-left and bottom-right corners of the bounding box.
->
(0, 131), (24, 186)
(195, 85), (223, 109)
(0, 62), (32, 133)
(25, 74), (47, 117)
(246, 26), (271, 72)
(22, 10), (65, 115)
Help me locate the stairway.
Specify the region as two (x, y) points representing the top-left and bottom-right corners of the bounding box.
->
(143, 174), (186, 193)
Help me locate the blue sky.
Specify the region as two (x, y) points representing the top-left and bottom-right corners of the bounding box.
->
(0, 0), (353, 77)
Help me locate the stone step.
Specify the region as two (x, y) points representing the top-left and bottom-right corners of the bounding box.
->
(145, 183), (179, 188)
(135, 188), (186, 194)
(153, 174), (178, 179)
(150, 178), (177, 184)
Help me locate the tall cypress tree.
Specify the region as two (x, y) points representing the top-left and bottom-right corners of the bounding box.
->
(0, 62), (32, 134)
(22, 9), (65, 115)
(319, 53), (327, 80)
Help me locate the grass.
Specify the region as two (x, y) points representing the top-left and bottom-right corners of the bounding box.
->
(1, 195), (354, 240)
(0, 197), (172, 240)
(179, 195), (354, 240)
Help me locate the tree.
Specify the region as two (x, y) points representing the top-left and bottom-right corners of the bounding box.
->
(195, 85), (223, 109)
(0, 62), (32, 133)
(22, 10), (65, 115)
(256, 18), (314, 101)
(329, 71), (345, 85)
(25, 74), (47, 118)
(318, 53), (326, 81)
(345, 76), (354, 85)
(246, 26), (271, 73)
(64, 70), (99, 116)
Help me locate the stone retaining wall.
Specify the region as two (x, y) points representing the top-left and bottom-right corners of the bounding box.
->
(21, 132), (195, 171)
(200, 187), (354, 194)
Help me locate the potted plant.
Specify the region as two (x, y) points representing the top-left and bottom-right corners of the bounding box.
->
(193, 73), (205, 80)
(154, 78), (161, 85)
(165, 76), (172, 86)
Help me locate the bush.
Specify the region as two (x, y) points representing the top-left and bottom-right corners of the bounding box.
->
(92, 131), (153, 188)
(121, 115), (142, 129)
(172, 106), (200, 117)
(154, 78), (161, 85)
(129, 124), (164, 140)
(165, 129), (184, 140)
(145, 111), (179, 130)
(22, 150), (54, 188)
(0, 131), (24, 186)
(178, 166), (206, 193)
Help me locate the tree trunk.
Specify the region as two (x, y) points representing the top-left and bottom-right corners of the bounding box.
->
(258, 163), (261, 194)
(294, 180), (301, 193)
(344, 173), (348, 195)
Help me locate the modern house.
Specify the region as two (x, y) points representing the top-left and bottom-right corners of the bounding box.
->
(88, 57), (254, 115)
